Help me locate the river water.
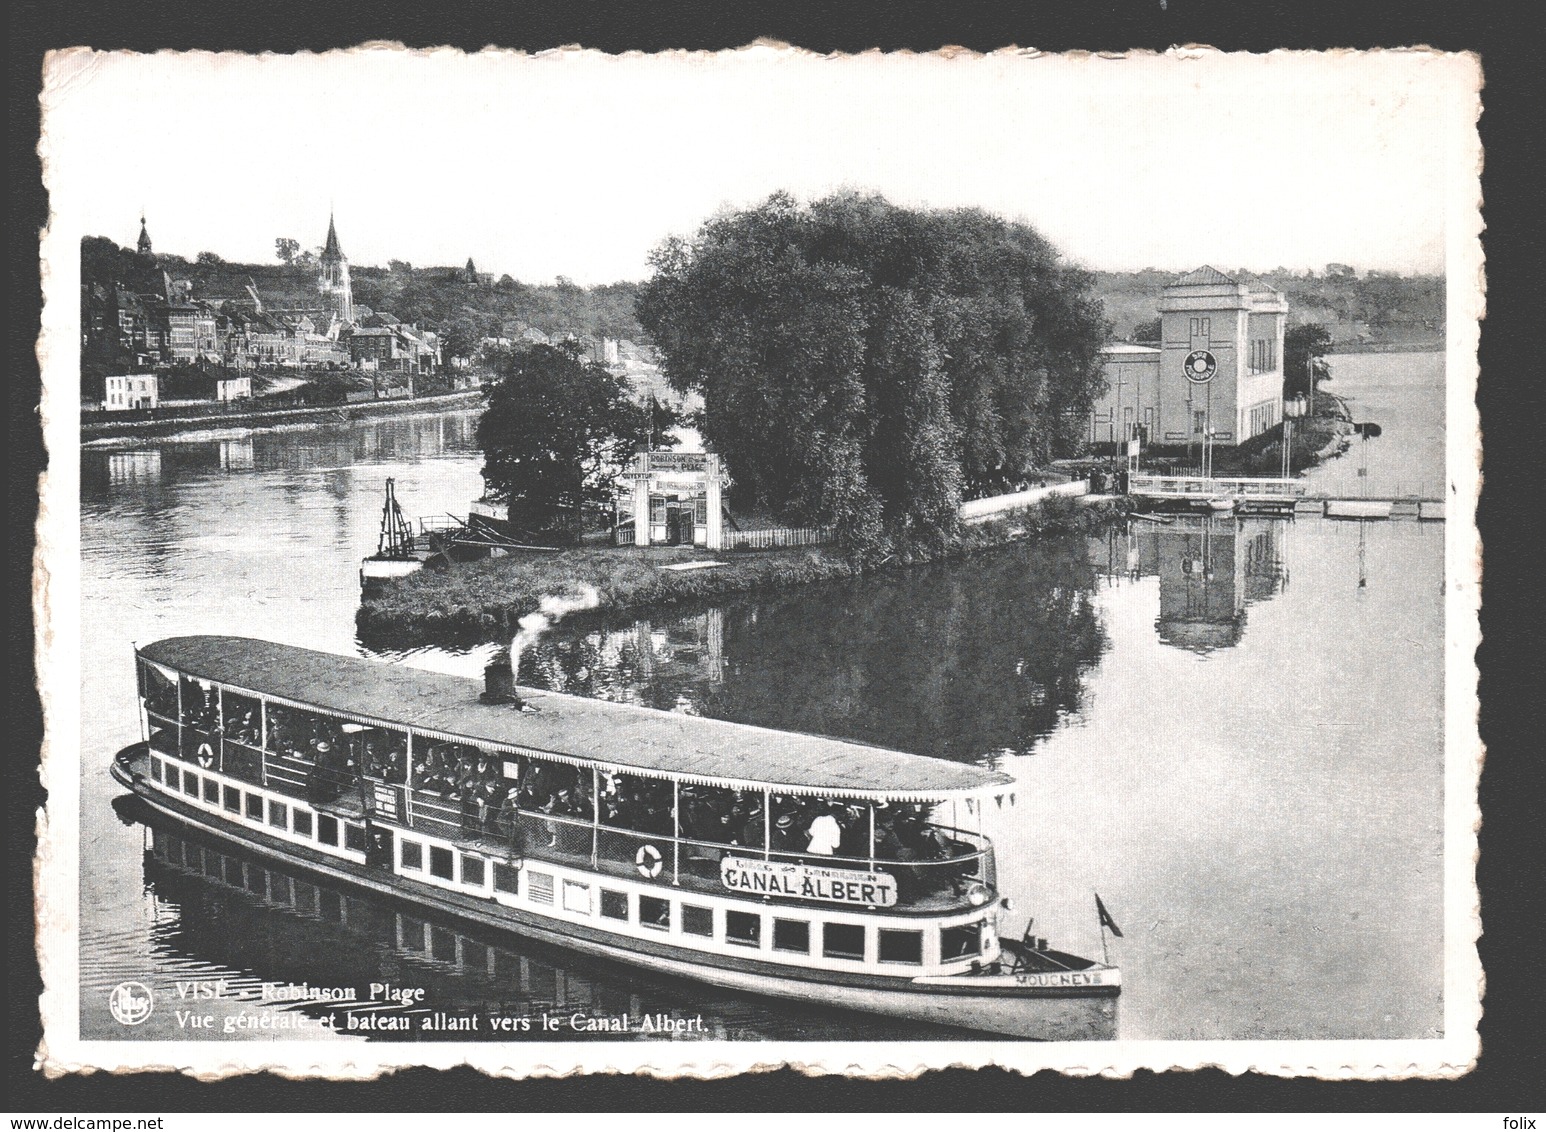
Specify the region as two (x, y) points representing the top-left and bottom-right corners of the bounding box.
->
(76, 352), (1447, 1042)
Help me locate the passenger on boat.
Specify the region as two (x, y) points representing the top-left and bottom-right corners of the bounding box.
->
(805, 806), (844, 856)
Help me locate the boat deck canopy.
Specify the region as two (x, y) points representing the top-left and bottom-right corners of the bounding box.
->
(138, 636), (1014, 800)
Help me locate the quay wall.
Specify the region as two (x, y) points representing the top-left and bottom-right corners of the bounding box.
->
(81, 389), (486, 442)
(960, 480), (1088, 525)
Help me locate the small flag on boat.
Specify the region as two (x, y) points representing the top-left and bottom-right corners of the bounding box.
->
(1095, 893), (1123, 938)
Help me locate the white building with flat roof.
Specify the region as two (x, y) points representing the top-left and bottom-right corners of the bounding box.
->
(1090, 266), (1287, 450)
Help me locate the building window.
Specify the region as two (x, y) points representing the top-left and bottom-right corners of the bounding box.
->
(878, 929), (924, 965)
(600, 889), (629, 921)
(245, 792), (263, 820)
(292, 809), (313, 838)
(267, 800), (288, 830)
(681, 904), (714, 937)
(822, 922), (866, 961)
(639, 895), (671, 931)
(461, 855), (486, 887)
(400, 840), (423, 870)
(725, 910), (761, 947)
(941, 923), (984, 960)
(223, 784), (241, 813)
(317, 814), (340, 846)
(773, 919), (811, 954)
(562, 880), (591, 914)
(429, 845), (454, 880)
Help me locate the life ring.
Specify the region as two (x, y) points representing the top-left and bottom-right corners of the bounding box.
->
(196, 742), (216, 768)
(636, 843), (663, 879)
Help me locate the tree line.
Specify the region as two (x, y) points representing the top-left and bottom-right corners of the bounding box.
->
(635, 192), (1108, 559)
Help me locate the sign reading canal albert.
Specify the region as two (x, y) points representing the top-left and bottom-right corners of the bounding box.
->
(721, 856), (898, 907)
(1183, 349), (1217, 384)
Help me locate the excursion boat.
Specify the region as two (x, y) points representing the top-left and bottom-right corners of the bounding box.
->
(111, 636), (1120, 1040)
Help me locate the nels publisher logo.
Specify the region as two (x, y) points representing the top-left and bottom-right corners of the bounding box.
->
(108, 981), (154, 1026)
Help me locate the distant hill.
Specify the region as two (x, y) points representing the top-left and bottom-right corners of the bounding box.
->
(81, 236), (649, 342)
(1092, 267), (1444, 348)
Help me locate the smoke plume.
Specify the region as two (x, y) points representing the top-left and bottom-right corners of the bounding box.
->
(509, 586), (601, 683)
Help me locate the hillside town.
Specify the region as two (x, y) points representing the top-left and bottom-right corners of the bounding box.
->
(81, 214), (672, 413)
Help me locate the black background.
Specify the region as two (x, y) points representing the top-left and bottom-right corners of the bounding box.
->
(9, 0), (1542, 1113)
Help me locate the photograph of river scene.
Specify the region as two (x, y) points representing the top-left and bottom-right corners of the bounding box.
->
(76, 348), (1445, 1042)
(40, 47), (1481, 1075)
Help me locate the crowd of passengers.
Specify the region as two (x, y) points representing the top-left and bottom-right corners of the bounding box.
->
(147, 679), (968, 868)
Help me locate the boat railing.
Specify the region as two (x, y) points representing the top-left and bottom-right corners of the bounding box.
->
(395, 807), (1000, 910)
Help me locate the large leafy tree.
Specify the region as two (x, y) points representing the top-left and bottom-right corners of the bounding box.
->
(477, 343), (655, 535)
(1284, 322), (1334, 399)
(637, 192), (1107, 555)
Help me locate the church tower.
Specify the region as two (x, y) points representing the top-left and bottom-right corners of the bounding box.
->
(136, 214), (153, 256)
(317, 213), (354, 324)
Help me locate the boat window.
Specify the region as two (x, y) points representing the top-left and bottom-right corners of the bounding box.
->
(681, 904), (714, 938)
(245, 793), (263, 820)
(941, 922), (984, 960)
(562, 880), (591, 915)
(429, 845), (454, 880)
(355, 726), (409, 784)
(599, 772), (674, 836)
(772, 919), (810, 954)
(265, 704), (344, 764)
(527, 871), (555, 905)
(400, 840), (423, 870)
(344, 823), (368, 853)
(398, 916), (426, 952)
(822, 922), (866, 961)
(139, 659), (179, 720)
(202, 778), (219, 804)
(638, 895), (671, 931)
(223, 784), (241, 813)
(222, 691), (262, 749)
(293, 809), (313, 838)
(677, 785), (763, 849)
(725, 910), (761, 947)
(492, 863), (519, 895)
(878, 929), (924, 965)
(461, 854), (486, 887)
(599, 889), (629, 921)
(183, 771), (200, 797)
(317, 814), (340, 846)
(267, 800), (289, 830)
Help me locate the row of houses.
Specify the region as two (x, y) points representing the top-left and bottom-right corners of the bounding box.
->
(85, 280), (441, 376)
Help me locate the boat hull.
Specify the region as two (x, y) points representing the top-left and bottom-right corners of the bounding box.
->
(111, 745), (1117, 1041)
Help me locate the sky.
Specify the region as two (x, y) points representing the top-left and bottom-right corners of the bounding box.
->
(42, 46), (1476, 285)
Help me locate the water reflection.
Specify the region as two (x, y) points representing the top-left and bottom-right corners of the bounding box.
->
(1089, 517), (1288, 653)
(508, 537), (1108, 763)
(83, 411), (482, 498)
(124, 800), (970, 1042)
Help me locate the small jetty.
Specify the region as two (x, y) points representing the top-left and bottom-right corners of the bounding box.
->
(1127, 474), (1303, 515)
(359, 481), (557, 594)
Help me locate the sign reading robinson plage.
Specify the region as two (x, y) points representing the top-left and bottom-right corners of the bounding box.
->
(720, 856), (898, 907)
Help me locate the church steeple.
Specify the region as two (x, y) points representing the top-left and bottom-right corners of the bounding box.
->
(322, 212), (344, 263)
(316, 211), (353, 324)
(136, 213), (153, 256)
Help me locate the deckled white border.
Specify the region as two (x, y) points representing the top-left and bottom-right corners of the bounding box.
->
(34, 43), (1484, 1080)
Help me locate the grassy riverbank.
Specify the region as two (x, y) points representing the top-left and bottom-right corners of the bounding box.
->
(357, 494), (1124, 643)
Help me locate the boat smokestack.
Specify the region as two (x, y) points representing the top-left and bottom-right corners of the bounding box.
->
(481, 649), (519, 706)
